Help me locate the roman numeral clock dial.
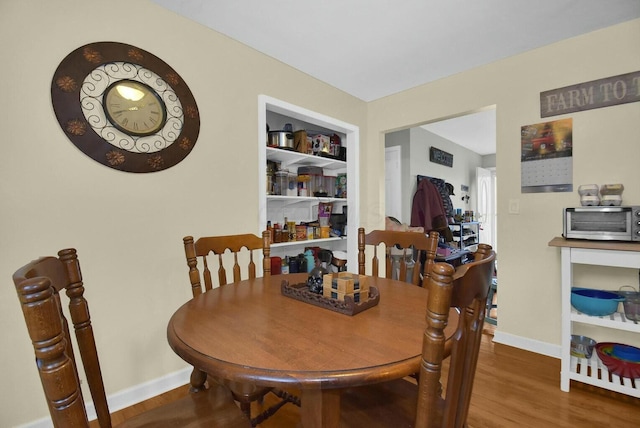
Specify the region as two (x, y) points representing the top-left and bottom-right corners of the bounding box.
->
(104, 80), (166, 136)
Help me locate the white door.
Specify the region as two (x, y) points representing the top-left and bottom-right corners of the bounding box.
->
(476, 166), (497, 251)
(385, 146), (402, 221)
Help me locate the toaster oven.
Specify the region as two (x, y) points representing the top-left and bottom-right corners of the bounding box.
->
(563, 206), (640, 241)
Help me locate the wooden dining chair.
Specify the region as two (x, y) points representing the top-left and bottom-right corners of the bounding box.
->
(341, 244), (496, 428)
(357, 227), (440, 286)
(12, 248), (250, 428)
(183, 232), (298, 426)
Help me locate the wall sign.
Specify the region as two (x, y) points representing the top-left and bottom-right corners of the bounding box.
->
(540, 71), (640, 118)
(429, 146), (453, 167)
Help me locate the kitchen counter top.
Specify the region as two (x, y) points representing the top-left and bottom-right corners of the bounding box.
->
(548, 236), (640, 252)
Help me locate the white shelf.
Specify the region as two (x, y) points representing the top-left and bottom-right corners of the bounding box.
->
(266, 147), (346, 171)
(549, 237), (640, 398)
(449, 222), (480, 250)
(267, 195), (347, 204)
(259, 95), (360, 269)
(569, 354), (640, 398)
(570, 308), (640, 333)
(271, 237), (345, 249)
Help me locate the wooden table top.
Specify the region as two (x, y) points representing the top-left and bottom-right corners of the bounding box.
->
(167, 272), (455, 390)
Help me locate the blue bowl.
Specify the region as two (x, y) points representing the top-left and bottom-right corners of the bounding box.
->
(571, 288), (624, 316)
(612, 344), (640, 363)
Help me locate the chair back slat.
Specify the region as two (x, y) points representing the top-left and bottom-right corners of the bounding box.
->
(357, 227), (439, 286)
(233, 253), (241, 282)
(217, 254), (227, 286)
(183, 232), (271, 297)
(443, 244), (495, 427)
(13, 249), (112, 428)
(436, 245), (495, 428)
(248, 251), (256, 279)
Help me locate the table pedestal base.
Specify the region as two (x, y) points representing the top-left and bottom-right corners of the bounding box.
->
(300, 389), (341, 428)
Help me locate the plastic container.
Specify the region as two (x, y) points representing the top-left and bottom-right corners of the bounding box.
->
(287, 173), (298, 196)
(600, 194), (622, 206)
(578, 184), (599, 197)
(611, 344), (640, 362)
(622, 295), (640, 321)
(323, 176), (336, 198)
(600, 183), (624, 195)
(596, 343), (640, 379)
(274, 170), (289, 196)
(580, 195), (600, 206)
(616, 286), (640, 321)
(570, 288), (624, 316)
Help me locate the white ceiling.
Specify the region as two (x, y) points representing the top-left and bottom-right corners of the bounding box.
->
(421, 109), (496, 156)
(152, 0), (639, 154)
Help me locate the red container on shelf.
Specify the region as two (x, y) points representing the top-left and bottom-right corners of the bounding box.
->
(271, 256), (282, 275)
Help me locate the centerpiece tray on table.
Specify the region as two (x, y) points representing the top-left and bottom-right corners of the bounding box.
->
(281, 272), (379, 316)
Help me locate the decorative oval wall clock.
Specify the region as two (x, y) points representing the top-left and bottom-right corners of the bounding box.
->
(51, 41), (200, 173)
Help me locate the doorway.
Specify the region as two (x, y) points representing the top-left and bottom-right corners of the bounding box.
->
(384, 108), (498, 326)
(385, 146), (402, 220)
(477, 166), (497, 252)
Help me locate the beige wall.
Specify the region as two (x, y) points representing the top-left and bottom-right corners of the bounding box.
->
(368, 19), (640, 352)
(0, 1), (366, 426)
(1, 0), (638, 425)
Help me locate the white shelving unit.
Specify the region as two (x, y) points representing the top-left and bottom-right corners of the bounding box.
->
(449, 222), (480, 251)
(549, 237), (640, 398)
(258, 95), (360, 269)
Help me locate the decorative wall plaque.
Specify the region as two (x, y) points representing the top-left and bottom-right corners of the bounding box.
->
(51, 42), (200, 173)
(429, 146), (453, 167)
(540, 71), (640, 118)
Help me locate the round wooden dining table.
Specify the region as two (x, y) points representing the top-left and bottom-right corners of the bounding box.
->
(167, 272), (457, 428)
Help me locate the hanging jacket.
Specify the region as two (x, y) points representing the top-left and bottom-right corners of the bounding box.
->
(411, 179), (453, 241)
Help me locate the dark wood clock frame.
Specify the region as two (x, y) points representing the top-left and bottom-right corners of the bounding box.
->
(51, 41), (200, 173)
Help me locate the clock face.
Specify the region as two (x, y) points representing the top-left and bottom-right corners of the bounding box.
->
(104, 80), (167, 136)
(51, 42), (200, 173)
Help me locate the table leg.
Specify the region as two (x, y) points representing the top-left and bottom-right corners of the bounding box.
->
(300, 388), (341, 428)
(189, 368), (207, 393)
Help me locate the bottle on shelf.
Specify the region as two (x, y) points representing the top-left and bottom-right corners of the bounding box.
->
(273, 222), (282, 243)
(282, 218), (289, 242)
(281, 256), (289, 274)
(287, 220), (296, 241)
(266, 221), (273, 244)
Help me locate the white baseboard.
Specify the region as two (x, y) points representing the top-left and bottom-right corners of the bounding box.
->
(17, 367), (191, 428)
(493, 330), (561, 359)
(18, 334), (559, 428)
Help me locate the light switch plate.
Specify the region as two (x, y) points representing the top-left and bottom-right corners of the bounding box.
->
(509, 199), (520, 214)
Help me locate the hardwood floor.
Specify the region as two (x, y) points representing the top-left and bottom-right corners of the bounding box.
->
(97, 326), (640, 427)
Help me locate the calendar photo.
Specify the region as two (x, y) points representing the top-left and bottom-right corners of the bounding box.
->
(521, 118), (573, 193)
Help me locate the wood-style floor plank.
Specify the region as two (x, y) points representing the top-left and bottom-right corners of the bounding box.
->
(93, 327), (640, 427)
